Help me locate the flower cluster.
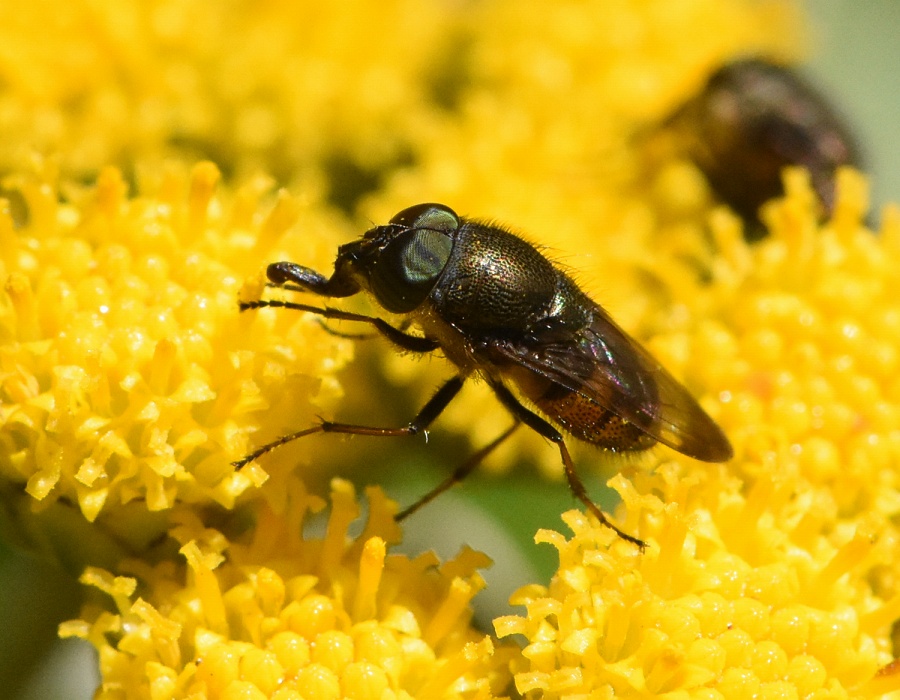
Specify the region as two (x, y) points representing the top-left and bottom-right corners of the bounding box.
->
(0, 0), (462, 195)
(493, 171), (900, 698)
(61, 480), (512, 699)
(0, 0), (898, 698)
(0, 161), (355, 538)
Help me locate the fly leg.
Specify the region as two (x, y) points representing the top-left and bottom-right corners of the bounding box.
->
(231, 375), (463, 469)
(239, 298), (440, 353)
(394, 421), (521, 521)
(489, 381), (646, 549)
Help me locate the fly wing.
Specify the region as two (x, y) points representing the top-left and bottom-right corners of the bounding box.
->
(488, 309), (733, 462)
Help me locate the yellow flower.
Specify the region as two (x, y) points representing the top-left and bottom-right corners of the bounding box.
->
(0, 160), (354, 553)
(61, 479), (513, 699)
(2, 1), (898, 699)
(0, 0), (462, 194)
(494, 172), (900, 698)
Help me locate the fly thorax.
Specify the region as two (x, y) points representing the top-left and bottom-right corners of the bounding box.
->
(433, 225), (558, 329)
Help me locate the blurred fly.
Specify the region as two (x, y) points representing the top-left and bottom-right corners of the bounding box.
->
(668, 58), (861, 239)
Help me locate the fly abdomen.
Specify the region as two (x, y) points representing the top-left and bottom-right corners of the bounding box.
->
(536, 383), (656, 451)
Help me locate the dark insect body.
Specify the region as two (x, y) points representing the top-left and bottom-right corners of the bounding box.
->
(669, 58), (860, 239)
(235, 203), (733, 547)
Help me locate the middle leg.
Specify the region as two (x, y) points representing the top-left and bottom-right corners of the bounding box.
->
(232, 375), (465, 469)
(488, 381), (646, 549)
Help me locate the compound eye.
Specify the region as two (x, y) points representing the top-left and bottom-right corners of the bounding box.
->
(389, 203), (460, 234)
(369, 227), (453, 313)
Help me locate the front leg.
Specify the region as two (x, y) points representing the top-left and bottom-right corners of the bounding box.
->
(239, 298), (439, 354)
(267, 261), (359, 298)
